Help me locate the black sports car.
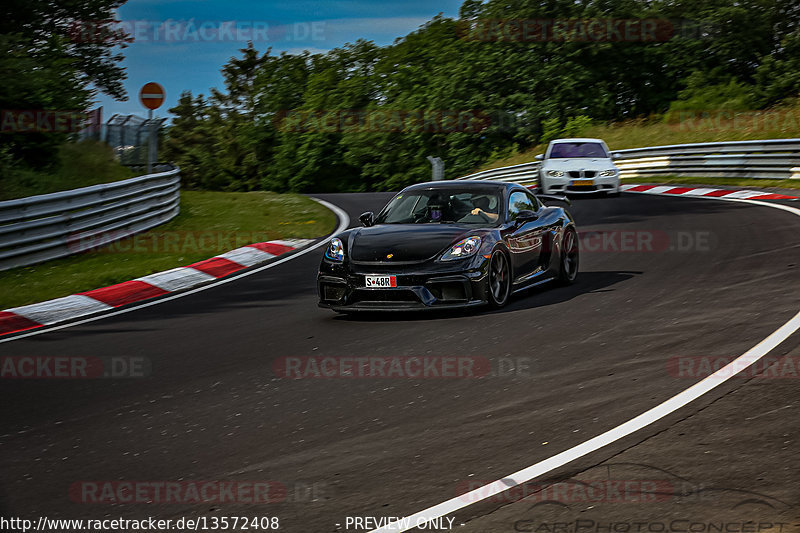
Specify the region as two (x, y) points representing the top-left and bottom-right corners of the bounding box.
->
(317, 180), (578, 312)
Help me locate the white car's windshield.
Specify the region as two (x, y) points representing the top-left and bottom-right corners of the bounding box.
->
(549, 142), (608, 159)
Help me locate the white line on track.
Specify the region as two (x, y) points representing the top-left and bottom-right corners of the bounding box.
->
(369, 195), (800, 533)
(0, 198), (350, 345)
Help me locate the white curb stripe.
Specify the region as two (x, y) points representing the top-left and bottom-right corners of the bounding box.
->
(218, 246), (276, 267)
(8, 295), (113, 325)
(136, 267), (216, 293)
(721, 190), (770, 199)
(641, 185), (677, 194)
(679, 187), (718, 196)
(268, 239), (314, 248)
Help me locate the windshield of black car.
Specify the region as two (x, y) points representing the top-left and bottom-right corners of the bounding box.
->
(549, 142), (608, 158)
(375, 189), (503, 225)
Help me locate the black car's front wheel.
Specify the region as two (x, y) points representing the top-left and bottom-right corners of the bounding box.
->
(558, 227), (579, 285)
(488, 249), (511, 308)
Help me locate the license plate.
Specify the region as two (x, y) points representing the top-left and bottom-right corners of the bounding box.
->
(365, 275), (397, 288)
(572, 179), (594, 186)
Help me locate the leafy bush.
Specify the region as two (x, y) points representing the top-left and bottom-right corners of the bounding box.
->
(0, 140), (133, 200)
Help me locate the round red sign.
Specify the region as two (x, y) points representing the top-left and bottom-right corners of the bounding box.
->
(139, 82), (165, 110)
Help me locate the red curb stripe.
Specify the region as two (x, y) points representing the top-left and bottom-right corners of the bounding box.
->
(80, 281), (168, 308)
(248, 242), (296, 256)
(0, 311), (42, 336)
(625, 185), (797, 200)
(703, 190), (736, 197)
(751, 193), (798, 200)
(188, 257), (245, 278)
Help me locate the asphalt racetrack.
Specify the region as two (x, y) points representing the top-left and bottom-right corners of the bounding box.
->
(1, 192), (799, 532)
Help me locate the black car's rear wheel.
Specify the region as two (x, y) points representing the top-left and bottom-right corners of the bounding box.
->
(488, 249), (511, 308)
(558, 227), (579, 285)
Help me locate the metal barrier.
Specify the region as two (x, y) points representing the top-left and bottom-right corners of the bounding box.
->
(460, 138), (800, 183)
(0, 167), (181, 271)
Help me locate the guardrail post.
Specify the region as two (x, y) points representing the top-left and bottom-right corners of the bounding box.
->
(427, 156), (445, 181)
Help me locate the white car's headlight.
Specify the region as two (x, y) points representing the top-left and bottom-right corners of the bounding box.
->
(441, 236), (481, 261)
(599, 169), (617, 177)
(547, 170), (565, 178)
(325, 238), (345, 262)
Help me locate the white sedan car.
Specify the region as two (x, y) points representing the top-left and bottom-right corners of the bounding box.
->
(536, 138), (621, 196)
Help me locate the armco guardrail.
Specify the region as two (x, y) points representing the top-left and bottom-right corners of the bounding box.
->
(460, 138), (800, 183)
(0, 167), (180, 271)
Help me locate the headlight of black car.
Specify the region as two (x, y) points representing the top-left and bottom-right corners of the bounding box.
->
(440, 236), (481, 261)
(325, 238), (345, 262)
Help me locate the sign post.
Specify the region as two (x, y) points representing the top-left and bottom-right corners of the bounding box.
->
(139, 82), (165, 174)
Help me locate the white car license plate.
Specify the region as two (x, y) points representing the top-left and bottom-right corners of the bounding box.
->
(365, 275), (397, 288)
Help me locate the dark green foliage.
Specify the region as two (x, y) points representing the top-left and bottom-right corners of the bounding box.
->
(163, 0), (800, 192)
(0, 0), (130, 172)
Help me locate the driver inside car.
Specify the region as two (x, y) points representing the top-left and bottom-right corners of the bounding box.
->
(470, 195), (499, 222)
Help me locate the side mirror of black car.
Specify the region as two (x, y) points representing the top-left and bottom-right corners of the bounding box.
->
(536, 194), (571, 206)
(359, 211), (375, 227)
(515, 209), (538, 224)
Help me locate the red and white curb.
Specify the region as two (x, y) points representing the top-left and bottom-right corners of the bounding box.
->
(620, 184), (798, 200)
(0, 239), (312, 337)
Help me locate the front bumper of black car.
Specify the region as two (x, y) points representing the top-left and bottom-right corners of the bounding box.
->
(317, 258), (489, 311)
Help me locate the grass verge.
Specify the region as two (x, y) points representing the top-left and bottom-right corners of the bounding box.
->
(0, 190), (337, 309)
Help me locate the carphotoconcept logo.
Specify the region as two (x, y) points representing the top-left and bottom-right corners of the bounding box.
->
(502, 463), (793, 532)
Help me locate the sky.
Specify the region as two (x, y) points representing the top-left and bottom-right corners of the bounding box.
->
(95, 0), (466, 120)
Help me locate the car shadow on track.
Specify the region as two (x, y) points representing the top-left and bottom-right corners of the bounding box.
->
(332, 270), (640, 322)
